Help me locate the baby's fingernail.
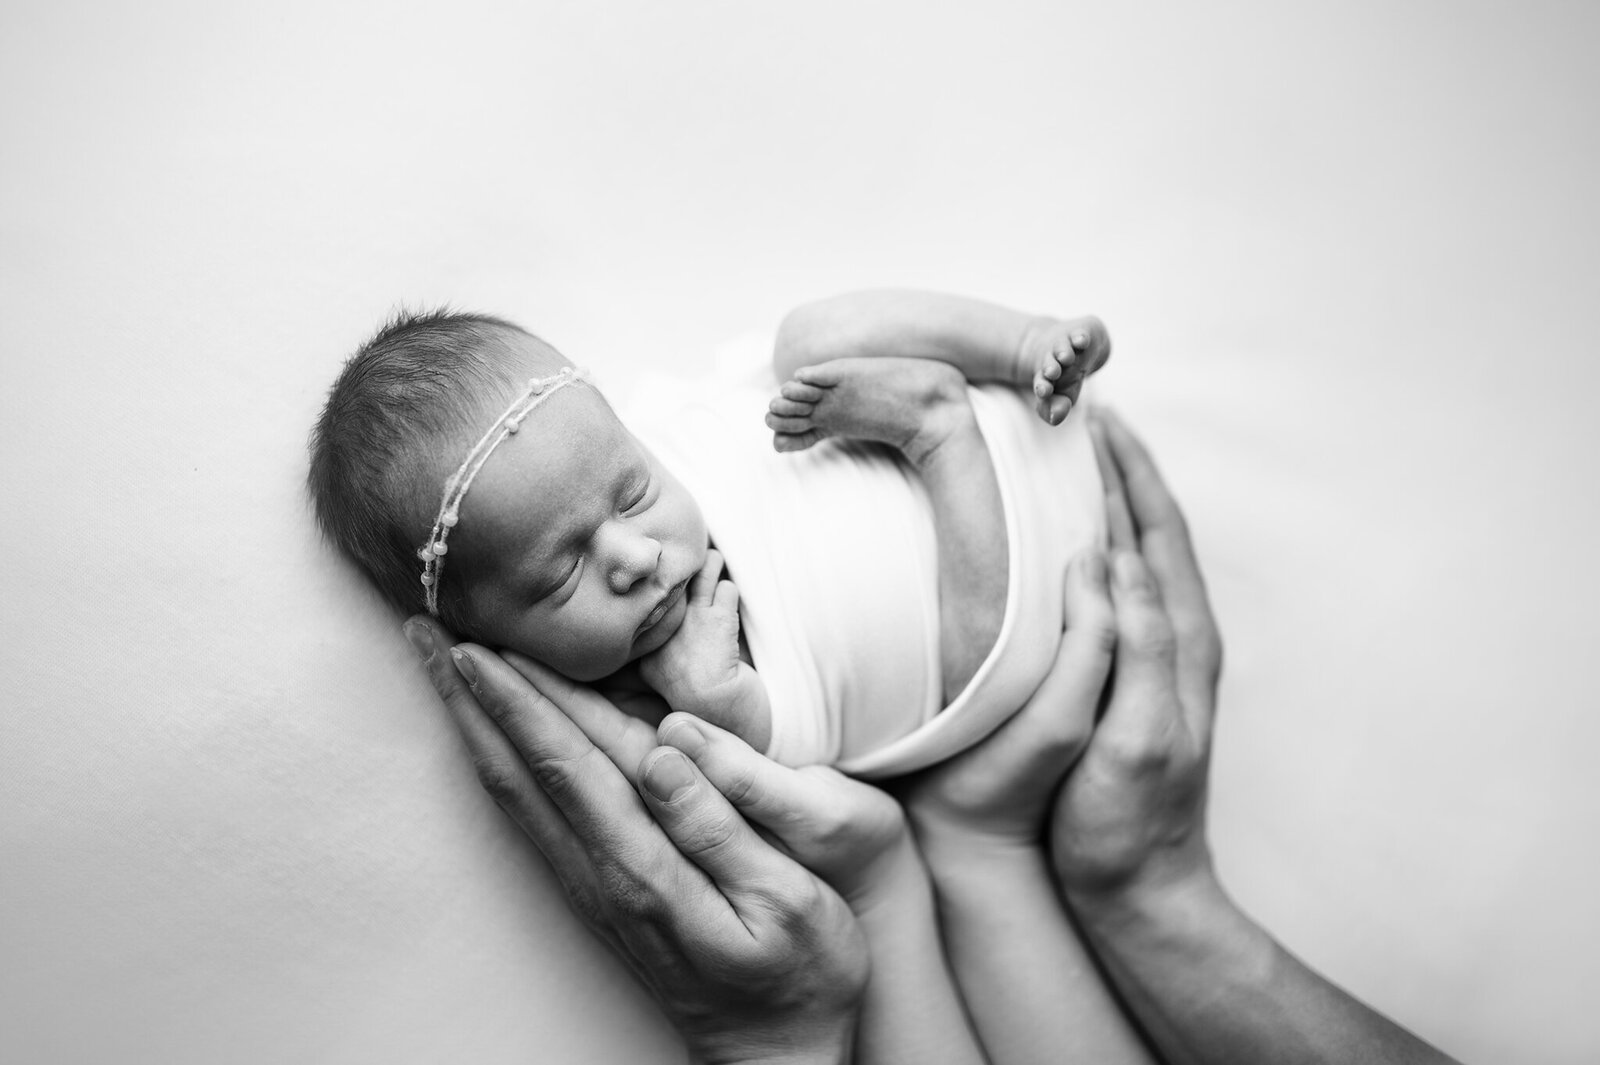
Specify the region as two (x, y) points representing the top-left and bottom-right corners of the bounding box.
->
(644, 750), (697, 802)
(1034, 378), (1051, 398)
(449, 647), (478, 687)
(1070, 330), (1089, 350)
(662, 717), (707, 757)
(403, 620), (434, 660)
(1080, 550), (1108, 590)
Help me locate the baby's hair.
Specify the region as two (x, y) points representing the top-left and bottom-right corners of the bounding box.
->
(306, 307), (562, 634)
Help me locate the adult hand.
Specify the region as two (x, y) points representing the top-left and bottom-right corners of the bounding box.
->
(1050, 408), (1225, 908)
(898, 550), (1117, 857)
(403, 617), (867, 1065)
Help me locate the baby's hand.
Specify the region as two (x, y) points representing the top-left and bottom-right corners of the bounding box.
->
(656, 713), (908, 908)
(638, 549), (747, 717)
(1018, 315), (1112, 426)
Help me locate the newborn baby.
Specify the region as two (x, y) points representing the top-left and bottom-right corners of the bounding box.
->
(308, 291), (1108, 774)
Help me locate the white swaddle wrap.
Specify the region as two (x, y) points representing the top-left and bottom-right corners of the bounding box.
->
(618, 335), (1106, 777)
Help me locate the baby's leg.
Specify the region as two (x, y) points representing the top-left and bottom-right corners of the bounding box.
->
(766, 357), (1007, 704)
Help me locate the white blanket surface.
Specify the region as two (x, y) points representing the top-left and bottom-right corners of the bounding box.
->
(622, 336), (1105, 775)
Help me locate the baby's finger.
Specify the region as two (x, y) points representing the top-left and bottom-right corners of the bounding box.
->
(780, 379), (826, 404)
(687, 547), (724, 606)
(768, 396), (815, 418)
(712, 578), (740, 615)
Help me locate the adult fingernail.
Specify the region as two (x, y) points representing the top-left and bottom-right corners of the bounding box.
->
(1081, 550), (1108, 590)
(662, 717), (707, 758)
(449, 647), (478, 687)
(644, 750), (697, 802)
(403, 620), (434, 660)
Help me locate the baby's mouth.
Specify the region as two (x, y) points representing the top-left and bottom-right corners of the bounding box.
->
(638, 579), (687, 638)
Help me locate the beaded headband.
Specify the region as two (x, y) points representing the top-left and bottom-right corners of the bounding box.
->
(417, 365), (590, 615)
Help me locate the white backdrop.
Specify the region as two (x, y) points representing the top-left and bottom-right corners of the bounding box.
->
(3, 2), (1598, 1062)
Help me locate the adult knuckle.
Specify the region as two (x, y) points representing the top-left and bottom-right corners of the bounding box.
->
(717, 763), (761, 808)
(1125, 612), (1177, 660)
(529, 746), (597, 805)
(597, 859), (666, 923)
(1103, 731), (1173, 776)
(677, 809), (742, 861)
(472, 756), (524, 807)
(1083, 614), (1119, 657)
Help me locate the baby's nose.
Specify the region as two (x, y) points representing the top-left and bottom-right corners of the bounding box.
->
(606, 527), (661, 594)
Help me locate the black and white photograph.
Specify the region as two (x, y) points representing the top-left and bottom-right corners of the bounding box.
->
(3, 2), (1596, 1062)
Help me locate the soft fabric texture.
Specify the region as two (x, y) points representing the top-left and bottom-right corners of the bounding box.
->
(619, 335), (1105, 776)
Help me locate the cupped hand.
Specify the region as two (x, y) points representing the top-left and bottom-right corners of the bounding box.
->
(404, 617), (867, 1065)
(656, 712), (907, 908)
(899, 550), (1118, 858)
(1050, 408), (1225, 907)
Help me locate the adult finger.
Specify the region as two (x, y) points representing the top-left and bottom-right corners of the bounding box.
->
(1089, 411), (1138, 551)
(500, 650), (659, 778)
(1094, 551), (1184, 750)
(402, 618), (593, 887)
(935, 550), (1117, 794)
(448, 643), (661, 855)
(636, 744), (817, 917)
(656, 712), (845, 843)
(1094, 409), (1222, 726)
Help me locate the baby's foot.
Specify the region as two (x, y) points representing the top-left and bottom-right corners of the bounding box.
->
(764, 357), (973, 467)
(1018, 315), (1112, 426)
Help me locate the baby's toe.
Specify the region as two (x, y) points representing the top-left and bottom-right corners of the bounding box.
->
(780, 379), (826, 403)
(773, 430), (823, 452)
(792, 363), (845, 389)
(768, 396), (815, 418)
(765, 411), (816, 434)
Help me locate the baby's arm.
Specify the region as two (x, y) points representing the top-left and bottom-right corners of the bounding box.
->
(638, 549), (773, 754)
(775, 289), (1111, 425)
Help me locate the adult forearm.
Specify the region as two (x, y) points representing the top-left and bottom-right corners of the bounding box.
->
(774, 290), (1040, 386)
(849, 837), (986, 1065)
(1070, 874), (1460, 1065)
(923, 840), (1157, 1065)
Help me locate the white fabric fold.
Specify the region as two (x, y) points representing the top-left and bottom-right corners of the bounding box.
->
(619, 333), (1106, 777)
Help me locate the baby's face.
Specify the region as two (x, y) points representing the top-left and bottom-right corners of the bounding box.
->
(445, 383), (708, 682)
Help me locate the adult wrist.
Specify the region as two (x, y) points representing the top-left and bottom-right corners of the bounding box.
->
(1065, 863), (1263, 974)
(913, 820), (1050, 896)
